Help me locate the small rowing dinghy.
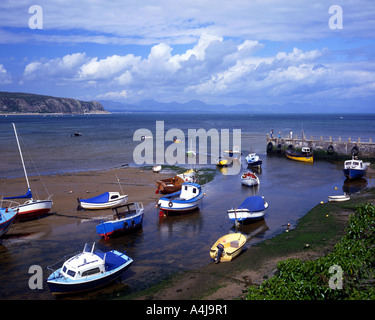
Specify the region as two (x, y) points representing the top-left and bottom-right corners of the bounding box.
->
(241, 172), (260, 187)
(328, 194), (350, 202)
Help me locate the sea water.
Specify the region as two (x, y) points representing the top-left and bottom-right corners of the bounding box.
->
(1, 113), (374, 178)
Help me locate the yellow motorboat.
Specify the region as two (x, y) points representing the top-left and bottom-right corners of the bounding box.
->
(285, 147), (313, 163)
(210, 233), (246, 263)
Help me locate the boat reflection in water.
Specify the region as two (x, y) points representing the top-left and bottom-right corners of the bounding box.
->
(343, 178), (368, 195)
(231, 219), (269, 242)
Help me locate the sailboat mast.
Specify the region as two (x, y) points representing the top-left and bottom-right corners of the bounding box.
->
(12, 123), (32, 192)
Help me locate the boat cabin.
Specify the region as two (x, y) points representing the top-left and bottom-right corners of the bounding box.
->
(179, 183), (201, 200)
(301, 147), (311, 154)
(344, 159), (365, 169)
(246, 153), (258, 161)
(60, 243), (105, 280)
(112, 202), (144, 219)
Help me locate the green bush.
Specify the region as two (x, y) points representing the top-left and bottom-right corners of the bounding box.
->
(246, 203), (375, 300)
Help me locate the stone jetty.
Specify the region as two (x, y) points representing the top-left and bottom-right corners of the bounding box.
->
(266, 133), (375, 160)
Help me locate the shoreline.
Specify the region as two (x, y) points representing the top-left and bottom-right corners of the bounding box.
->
(0, 111), (111, 116)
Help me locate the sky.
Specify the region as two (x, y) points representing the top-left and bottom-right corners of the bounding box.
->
(0, 0), (374, 112)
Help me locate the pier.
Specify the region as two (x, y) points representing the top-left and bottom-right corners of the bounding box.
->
(266, 133), (375, 160)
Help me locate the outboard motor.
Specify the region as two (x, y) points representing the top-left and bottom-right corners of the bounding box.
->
(215, 243), (224, 264)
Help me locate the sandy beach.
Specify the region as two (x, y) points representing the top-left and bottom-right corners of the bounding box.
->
(2, 166), (169, 224)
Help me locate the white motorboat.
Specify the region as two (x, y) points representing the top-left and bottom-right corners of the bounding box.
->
(78, 192), (129, 210)
(228, 196), (268, 223)
(47, 243), (133, 295)
(343, 158), (370, 180)
(245, 153), (262, 167)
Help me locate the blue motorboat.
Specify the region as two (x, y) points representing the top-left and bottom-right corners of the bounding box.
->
(96, 202), (144, 240)
(343, 158), (370, 180)
(47, 243), (133, 295)
(0, 207), (18, 238)
(227, 196), (268, 223)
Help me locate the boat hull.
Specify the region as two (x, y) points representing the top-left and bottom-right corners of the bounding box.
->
(246, 160), (262, 166)
(227, 207), (267, 222)
(343, 168), (366, 180)
(0, 208), (18, 237)
(158, 195), (204, 213)
(285, 151), (313, 163)
(158, 192), (204, 214)
(328, 195), (350, 202)
(96, 212), (143, 239)
(79, 195), (128, 210)
(47, 251), (133, 295)
(15, 199), (52, 221)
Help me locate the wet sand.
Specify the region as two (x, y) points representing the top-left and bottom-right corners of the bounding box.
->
(2, 166), (168, 226)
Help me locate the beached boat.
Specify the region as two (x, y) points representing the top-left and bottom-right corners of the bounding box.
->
(157, 182), (204, 215)
(78, 192), (128, 210)
(343, 158), (370, 180)
(2, 123), (53, 221)
(0, 207), (18, 238)
(155, 169), (196, 194)
(227, 196), (268, 223)
(245, 153), (262, 167)
(156, 176), (185, 194)
(285, 147), (313, 163)
(96, 202), (144, 240)
(46, 242), (133, 295)
(328, 194), (350, 202)
(210, 233), (247, 263)
(241, 172), (260, 187)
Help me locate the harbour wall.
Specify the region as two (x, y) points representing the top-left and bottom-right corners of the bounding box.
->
(266, 133), (375, 160)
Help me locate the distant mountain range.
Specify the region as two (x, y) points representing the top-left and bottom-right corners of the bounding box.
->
(0, 91), (107, 114)
(0, 91), (316, 114)
(99, 99), (297, 114)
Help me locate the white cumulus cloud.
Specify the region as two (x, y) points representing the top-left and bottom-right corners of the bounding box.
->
(19, 34), (375, 106)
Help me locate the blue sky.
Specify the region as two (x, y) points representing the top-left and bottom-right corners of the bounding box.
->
(0, 1), (374, 112)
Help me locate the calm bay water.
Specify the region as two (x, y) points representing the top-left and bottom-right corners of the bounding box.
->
(0, 113), (374, 300)
(1, 113), (375, 178)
